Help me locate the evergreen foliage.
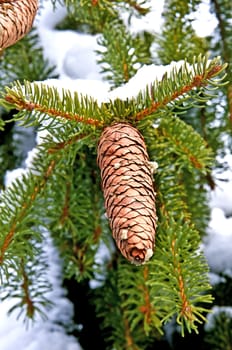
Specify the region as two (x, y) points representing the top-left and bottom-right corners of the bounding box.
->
(97, 19), (152, 87)
(0, 0), (232, 349)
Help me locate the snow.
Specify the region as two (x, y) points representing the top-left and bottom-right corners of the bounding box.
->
(0, 0), (231, 348)
(35, 78), (110, 104)
(108, 60), (190, 100)
(192, 0), (218, 37)
(36, 1), (102, 80)
(205, 207), (232, 274)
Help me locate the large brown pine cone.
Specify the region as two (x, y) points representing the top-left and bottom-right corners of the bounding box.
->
(0, 0), (38, 50)
(97, 123), (157, 265)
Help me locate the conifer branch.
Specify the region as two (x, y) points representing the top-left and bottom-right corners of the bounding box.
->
(157, 116), (214, 171)
(4, 93), (102, 127)
(0, 133), (76, 268)
(0, 56), (227, 131)
(0, 81), (105, 129)
(1, 237), (52, 321)
(149, 217), (213, 335)
(118, 260), (163, 336)
(46, 146), (104, 282)
(134, 59), (227, 121)
(143, 122), (213, 334)
(0, 158), (56, 264)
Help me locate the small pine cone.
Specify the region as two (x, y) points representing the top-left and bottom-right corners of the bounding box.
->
(0, 0), (38, 50)
(97, 123), (157, 265)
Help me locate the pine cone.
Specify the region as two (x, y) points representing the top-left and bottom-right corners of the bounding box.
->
(97, 123), (157, 265)
(0, 0), (38, 50)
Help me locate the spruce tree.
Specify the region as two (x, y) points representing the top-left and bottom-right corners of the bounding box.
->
(0, 1), (231, 349)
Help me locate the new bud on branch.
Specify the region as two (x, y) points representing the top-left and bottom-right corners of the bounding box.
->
(0, 0), (38, 50)
(97, 123), (157, 265)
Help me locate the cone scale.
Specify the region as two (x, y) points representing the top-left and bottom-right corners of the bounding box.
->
(0, 0), (38, 50)
(97, 123), (157, 265)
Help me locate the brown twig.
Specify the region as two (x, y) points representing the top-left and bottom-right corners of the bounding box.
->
(139, 266), (153, 325)
(123, 314), (139, 350)
(171, 238), (194, 322)
(21, 258), (35, 318)
(59, 182), (71, 225)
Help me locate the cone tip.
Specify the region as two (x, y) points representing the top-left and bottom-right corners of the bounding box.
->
(130, 247), (154, 265)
